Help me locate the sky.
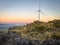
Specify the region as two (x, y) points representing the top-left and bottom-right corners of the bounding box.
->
(0, 0), (60, 23)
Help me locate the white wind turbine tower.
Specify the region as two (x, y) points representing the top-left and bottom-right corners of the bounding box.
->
(37, 0), (45, 21)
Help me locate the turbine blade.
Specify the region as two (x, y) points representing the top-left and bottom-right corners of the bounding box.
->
(40, 10), (46, 15)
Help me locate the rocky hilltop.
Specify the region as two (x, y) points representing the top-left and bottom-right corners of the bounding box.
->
(0, 19), (60, 45)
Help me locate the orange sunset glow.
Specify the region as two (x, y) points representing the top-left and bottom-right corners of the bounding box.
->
(0, 0), (60, 23)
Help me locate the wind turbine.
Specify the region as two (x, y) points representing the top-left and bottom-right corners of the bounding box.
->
(37, 0), (45, 21)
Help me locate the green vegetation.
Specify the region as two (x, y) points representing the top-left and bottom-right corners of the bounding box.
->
(53, 20), (60, 28)
(0, 19), (60, 45)
(9, 19), (60, 40)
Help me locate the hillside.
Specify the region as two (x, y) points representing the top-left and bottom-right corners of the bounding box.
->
(10, 19), (60, 40)
(0, 19), (60, 45)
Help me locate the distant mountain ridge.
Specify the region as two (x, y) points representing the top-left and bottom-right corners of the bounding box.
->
(0, 23), (26, 30)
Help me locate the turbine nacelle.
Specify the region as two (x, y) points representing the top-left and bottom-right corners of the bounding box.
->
(37, 9), (45, 21)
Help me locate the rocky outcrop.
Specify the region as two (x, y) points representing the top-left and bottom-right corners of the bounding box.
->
(0, 31), (60, 45)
